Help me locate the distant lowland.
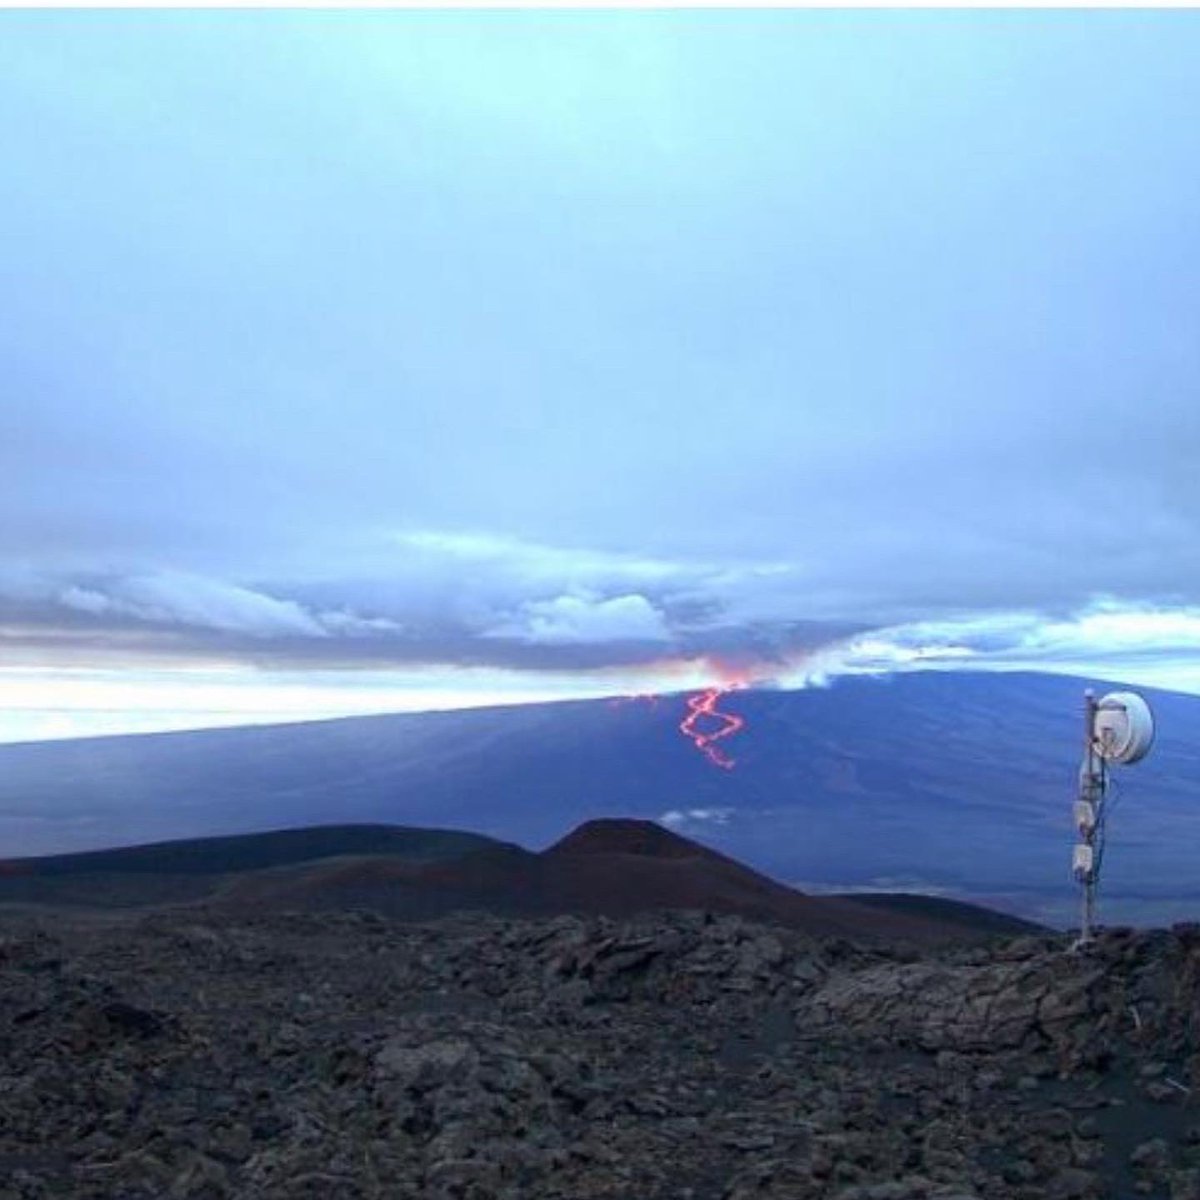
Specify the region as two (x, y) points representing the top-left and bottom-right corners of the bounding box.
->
(1, 671), (1197, 928)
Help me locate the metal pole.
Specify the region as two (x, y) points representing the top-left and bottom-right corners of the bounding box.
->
(1074, 690), (1103, 948)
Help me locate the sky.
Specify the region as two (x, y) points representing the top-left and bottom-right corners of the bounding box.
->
(3, 9), (1200, 742)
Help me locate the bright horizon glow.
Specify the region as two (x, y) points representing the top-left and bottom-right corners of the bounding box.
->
(0, 659), (725, 744)
(6, 599), (1200, 744)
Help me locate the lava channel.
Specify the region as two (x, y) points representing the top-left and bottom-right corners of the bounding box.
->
(679, 686), (745, 770)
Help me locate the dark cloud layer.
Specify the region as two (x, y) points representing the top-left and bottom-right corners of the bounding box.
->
(0, 564), (863, 674)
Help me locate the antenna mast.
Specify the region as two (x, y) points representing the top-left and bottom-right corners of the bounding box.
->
(1071, 688), (1154, 950)
(1073, 691), (1104, 947)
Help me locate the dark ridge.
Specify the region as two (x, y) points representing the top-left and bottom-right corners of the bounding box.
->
(0, 817), (1049, 943)
(0, 824), (504, 878)
(829, 892), (1047, 937)
(208, 821), (1042, 944)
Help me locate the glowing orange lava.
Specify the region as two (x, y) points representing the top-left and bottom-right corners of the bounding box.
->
(679, 685), (745, 770)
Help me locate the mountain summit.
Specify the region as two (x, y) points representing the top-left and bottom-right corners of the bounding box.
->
(546, 817), (744, 864)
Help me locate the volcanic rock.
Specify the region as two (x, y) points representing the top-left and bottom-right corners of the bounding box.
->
(2, 897), (1198, 1198)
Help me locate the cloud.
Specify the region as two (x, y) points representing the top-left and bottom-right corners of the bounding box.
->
(492, 592), (671, 645)
(8, 538), (1200, 694)
(58, 573), (329, 638)
(1026, 605), (1200, 658)
(0, 530), (873, 674)
(660, 807), (735, 827)
(0, 570), (406, 656)
(313, 609), (405, 637)
(785, 600), (1200, 687)
(367, 532), (708, 628)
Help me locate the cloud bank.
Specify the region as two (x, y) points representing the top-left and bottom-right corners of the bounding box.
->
(3, 12), (1200, 730)
(5, 541), (1200, 697)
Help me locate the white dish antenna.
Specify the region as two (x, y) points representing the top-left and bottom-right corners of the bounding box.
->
(1071, 688), (1155, 949)
(1093, 691), (1155, 764)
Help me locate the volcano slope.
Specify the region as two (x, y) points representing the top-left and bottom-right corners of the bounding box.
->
(6, 670), (1200, 926)
(2, 898), (1199, 1200)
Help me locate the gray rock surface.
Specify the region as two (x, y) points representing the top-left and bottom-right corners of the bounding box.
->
(2, 910), (1199, 1198)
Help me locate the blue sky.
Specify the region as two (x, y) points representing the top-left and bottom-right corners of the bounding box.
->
(3, 10), (1200, 741)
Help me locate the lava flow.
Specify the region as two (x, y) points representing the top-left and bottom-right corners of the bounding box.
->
(679, 686), (745, 770)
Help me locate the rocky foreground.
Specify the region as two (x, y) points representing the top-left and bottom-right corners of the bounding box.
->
(2, 906), (1199, 1200)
